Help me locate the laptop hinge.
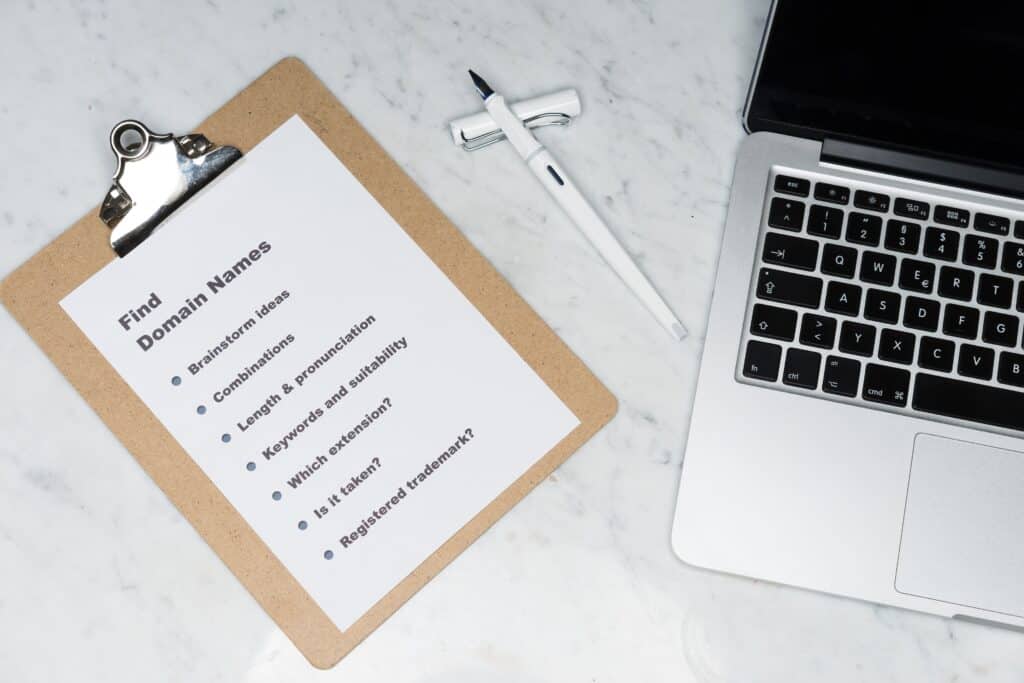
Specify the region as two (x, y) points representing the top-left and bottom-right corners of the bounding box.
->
(820, 138), (1024, 201)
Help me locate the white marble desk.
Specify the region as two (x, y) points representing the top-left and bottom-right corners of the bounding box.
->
(1, 1), (1022, 680)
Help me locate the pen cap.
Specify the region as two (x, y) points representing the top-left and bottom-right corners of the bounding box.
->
(449, 88), (581, 150)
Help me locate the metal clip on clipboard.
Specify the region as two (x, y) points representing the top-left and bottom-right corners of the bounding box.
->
(99, 91), (577, 255)
(99, 120), (242, 256)
(448, 88), (581, 151)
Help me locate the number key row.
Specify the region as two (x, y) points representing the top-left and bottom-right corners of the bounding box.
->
(768, 194), (1024, 276)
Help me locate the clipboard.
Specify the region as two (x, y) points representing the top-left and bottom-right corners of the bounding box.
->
(0, 57), (616, 668)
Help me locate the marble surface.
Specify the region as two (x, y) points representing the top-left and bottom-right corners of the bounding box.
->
(1, 1), (1023, 680)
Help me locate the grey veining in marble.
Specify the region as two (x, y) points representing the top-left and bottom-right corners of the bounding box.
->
(2, 1), (1023, 681)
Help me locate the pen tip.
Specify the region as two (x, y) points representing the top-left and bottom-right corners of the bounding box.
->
(468, 69), (494, 100)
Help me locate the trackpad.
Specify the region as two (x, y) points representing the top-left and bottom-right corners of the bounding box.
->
(896, 434), (1024, 618)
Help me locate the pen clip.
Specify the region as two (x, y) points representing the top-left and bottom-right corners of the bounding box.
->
(459, 112), (572, 152)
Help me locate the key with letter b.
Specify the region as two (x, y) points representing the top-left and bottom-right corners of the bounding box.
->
(998, 352), (1024, 387)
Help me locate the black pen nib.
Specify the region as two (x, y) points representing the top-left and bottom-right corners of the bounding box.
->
(468, 69), (494, 100)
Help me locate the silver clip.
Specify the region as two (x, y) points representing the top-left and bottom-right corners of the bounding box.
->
(460, 111), (573, 151)
(449, 88), (581, 152)
(99, 120), (242, 256)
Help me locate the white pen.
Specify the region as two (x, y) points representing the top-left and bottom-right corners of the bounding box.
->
(469, 70), (686, 341)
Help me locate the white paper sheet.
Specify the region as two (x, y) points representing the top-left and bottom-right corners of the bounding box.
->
(61, 116), (579, 631)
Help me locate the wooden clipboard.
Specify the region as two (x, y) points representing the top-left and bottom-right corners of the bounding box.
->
(0, 57), (616, 668)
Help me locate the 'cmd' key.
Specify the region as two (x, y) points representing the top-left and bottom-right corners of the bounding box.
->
(862, 363), (910, 407)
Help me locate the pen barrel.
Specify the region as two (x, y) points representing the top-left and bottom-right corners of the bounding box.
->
(527, 149), (684, 338)
(528, 151), (618, 246)
(484, 95), (542, 158)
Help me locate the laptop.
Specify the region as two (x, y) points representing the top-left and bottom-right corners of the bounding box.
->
(673, 1), (1024, 628)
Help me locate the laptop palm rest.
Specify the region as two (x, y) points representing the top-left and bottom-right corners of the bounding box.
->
(896, 433), (1024, 619)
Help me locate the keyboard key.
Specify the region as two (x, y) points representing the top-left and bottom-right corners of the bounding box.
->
(864, 288), (901, 324)
(782, 348), (821, 389)
(919, 336), (955, 372)
(862, 363), (910, 406)
(884, 220), (921, 254)
(1000, 241), (1024, 275)
(878, 328), (916, 364)
(1018, 280), (1024, 313)
(903, 296), (940, 331)
(839, 321), (876, 356)
(742, 340), (781, 381)
(846, 212), (882, 246)
(859, 251), (897, 286)
(942, 303), (979, 339)
(762, 232), (819, 271)
(757, 268), (823, 308)
(774, 174), (810, 197)
(923, 227), (959, 261)
(825, 281), (862, 316)
(821, 243), (857, 278)
(978, 273), (1013, 308)
(894, 197), (930, 220)
(935, 205), (970, 228)
(823, 355), (860, 397)
(807, 205), (844, 239)
(937, 266), (974, 301)
(815, 182), (850, 204)
(1016, 221), (1024, 240)
(998, 352), (1024, 388)
(854, 190), (890, 212)
(974, 212), (1009, 236)
(749, 303), (797, 341)
(983, 311), (1019, 347)
(914, 373), (1024, 430)
(800, 313), (837, 349)
(958, 344), (995, 380)
(963, 235), (998, 269)
(768, 197), (805, 231)
(898, 259), (935, 293)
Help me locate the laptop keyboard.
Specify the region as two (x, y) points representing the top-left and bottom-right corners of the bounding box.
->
(739, 169), (1024, 434)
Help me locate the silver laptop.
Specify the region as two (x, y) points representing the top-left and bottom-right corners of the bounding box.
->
(673, 1), (1024, 628)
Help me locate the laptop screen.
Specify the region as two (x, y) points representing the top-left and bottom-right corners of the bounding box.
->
(747, 2), (1024, 172)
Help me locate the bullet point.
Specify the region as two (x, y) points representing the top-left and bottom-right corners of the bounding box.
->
(246, 462), (256, 471)
(272, 491), (282, 501)
(171, 376), (182, 386)
(221, 434), (231, 443)
(324, 550), (334, 560)
(197, 405), (207, 415)
(298, 520), (308, 530)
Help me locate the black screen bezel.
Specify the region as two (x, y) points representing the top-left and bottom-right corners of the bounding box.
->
(743, 1), (1024, 174)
